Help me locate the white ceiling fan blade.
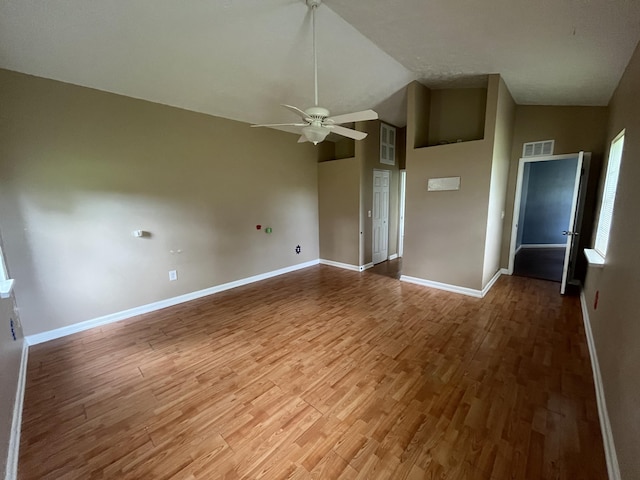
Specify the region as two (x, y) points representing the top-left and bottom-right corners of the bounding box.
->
(297, 135), (309, 143)
(281, 104), (311, 120)
(251, 123), (307, 128)
(330, 125), (368, 141)
(326, 109), (378, 125)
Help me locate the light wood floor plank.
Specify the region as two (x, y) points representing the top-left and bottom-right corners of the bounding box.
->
(19, 266), (607, 479)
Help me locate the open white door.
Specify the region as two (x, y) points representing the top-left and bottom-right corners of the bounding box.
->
(508, 152), (588, 294)
(372, 169), (390, 264)
(560, 151), (585, 294)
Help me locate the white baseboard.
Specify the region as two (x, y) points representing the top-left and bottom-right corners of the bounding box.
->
(400, 270), (503, 299)
(580, 290), (621, 480)
(319, 259), (375, 272)
(388, 253), (399, 261)
(481, 270), (502, 297)
(5, 340), (28, 480)
(400, 275), (483, 298)
(319, 259), (360, 272)
(500, 268), (510, 276)
(519, 243), (566, 249)
(26, 260), (320, 346)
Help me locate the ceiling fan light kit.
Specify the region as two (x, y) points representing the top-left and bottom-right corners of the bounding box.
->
(302, 125), (330, 145)
(251, 0), (378, 145)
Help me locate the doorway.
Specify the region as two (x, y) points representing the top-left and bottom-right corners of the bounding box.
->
(508, 153), (588, 294)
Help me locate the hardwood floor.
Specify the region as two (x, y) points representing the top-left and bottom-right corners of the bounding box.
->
(368, 258), (402, 280)
(19, 266), (607, 479)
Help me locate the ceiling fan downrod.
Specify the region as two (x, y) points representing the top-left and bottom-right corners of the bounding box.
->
(250, 0), (377, 145)
(307, 0), (321, 107)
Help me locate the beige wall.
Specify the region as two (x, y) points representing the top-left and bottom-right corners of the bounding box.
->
(499, 105), (609, 268)
(583, 40), (640, 480)
(0, 69), (319, 337)
(428, 88), (487, 146)
(317, 138), (355, 162)
(407, 81), (431, 149)
(482, 78), (515, 286)
(404, 76), (506, 291)
(318, 157), (361, 266)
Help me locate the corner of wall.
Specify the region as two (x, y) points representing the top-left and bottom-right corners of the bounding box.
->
(481, 74), (517, 286)
(406, 81), (431, 151)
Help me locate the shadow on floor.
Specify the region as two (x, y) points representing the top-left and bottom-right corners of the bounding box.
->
(514, 247), (565, 283)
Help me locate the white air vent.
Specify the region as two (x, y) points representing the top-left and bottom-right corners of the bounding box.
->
(522, 140), (554, 157)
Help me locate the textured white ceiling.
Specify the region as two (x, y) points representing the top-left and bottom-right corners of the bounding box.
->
(326, 0), (640, 106)
(1, 0), (639, 130)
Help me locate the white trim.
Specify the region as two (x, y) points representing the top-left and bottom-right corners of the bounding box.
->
(319, 259), (360, 272)
(26, 260), (319, 346)
(584, 248), (605, 268)
(400, 271), (502, 299)
(519, 243), (566, 249)
(319, 259), (375, 272)
(579, 290), (621, 480)
(400, 275), (483, 298)
(481, 270), (502, 297)
(0, 279), (15, 299)
(398, 170), (406, 258)
(388, 253), (398, 261)
(500, 268), (510, 276)
(5, 340), (28, 480)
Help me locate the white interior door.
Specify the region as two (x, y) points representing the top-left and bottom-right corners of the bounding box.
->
(372, 170), (390, 264)
(560, 151), (585, 294)
(508, 152), (586, 295)
(398, 170), (406, 258)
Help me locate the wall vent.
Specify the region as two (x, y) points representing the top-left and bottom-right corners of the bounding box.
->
(523, 140), (554, 157)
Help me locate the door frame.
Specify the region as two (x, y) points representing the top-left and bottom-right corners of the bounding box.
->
(507, 153), (584, 292)
(398, 170), (406, 258)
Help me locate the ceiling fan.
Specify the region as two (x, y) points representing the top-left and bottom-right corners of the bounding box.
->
(251, 0), (378, 145)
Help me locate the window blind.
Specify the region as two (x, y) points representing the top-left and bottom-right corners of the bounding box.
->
(594, 131), (625, 257)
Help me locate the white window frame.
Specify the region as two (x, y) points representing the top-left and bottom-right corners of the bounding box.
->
(0, 243), (8, 282)
(0, 243), (14, 298)
(589, 129), (625, 263)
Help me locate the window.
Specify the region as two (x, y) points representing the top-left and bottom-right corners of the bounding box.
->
(0, 242), (8, 282)
(380, 123), (396, 165)
(594, 130), (625, 258)
(0, 242), (14, 298)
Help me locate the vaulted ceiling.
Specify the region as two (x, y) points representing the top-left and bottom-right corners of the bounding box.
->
(1, 0), (639, 129)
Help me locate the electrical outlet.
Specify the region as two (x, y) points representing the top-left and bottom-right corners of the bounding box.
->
(169, 270), (178, 281)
